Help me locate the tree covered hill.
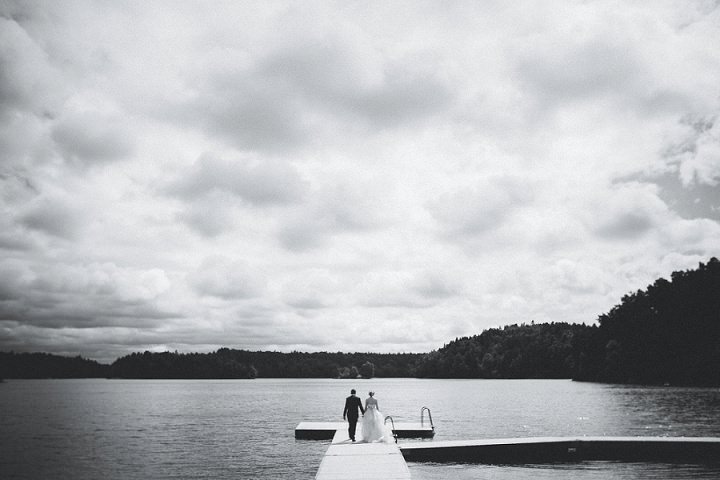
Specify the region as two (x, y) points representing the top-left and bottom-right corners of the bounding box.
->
(414, 258), (720, 386)
(0, 352), (110, 379)
(2, 258), (718, 385)
(576, 257), (720, 386)
(414, 322), (595, 379)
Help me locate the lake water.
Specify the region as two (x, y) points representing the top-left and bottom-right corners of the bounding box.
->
(1, 378), (720, 479)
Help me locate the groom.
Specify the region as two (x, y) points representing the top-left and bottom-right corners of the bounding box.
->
(342, 388), (365, 442)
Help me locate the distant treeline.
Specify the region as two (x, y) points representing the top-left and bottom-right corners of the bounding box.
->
(0, 352), (108, 379)
(2, 259), (718, 386)
(109, 349), (422, 379)
(0, 349), (422, 380)
(414, 322), (594, 379)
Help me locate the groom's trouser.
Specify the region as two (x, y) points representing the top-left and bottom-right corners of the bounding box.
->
(347, 415), (358, 440)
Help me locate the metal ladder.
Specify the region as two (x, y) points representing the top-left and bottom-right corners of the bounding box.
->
(421, 406), (434, 431)
(383, 415), (399, 443)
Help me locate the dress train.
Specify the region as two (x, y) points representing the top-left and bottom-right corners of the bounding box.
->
(361, 405), (392, 443)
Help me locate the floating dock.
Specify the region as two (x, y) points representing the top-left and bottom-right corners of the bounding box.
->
(295, 421), (434, 440)
(313, 424), (411, 480)
(399, 436), (720, 463)
(300, 419), (720, 479)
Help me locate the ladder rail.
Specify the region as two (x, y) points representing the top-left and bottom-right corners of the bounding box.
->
(420, 406), (434, 430)
(384, 415), (399, 443)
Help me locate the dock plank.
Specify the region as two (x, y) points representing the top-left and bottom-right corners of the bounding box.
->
(316, 442), (410, 480)
(312, 423), (411, 480)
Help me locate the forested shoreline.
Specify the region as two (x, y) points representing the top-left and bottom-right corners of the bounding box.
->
(0, 350), (422, 380)
(2, 258), (718, 386)
(414, 258), (720, 385)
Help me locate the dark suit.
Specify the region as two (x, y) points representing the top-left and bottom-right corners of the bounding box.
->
(343, 394), (365, 441)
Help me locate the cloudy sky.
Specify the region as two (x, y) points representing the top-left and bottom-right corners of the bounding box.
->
(1, 1), (719, 363)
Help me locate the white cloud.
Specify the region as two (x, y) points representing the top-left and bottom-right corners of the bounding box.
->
(162, 20), (455, 152)
(0, 15), (65, 116)
(589, 183), (668, 240)
(1, 0), (719, 360)
(276, 177), (398, 251)
(18, 194), (84, 239)
(167, 153), (306, 205)
(281, 269), (340, 310)
(428, 175), (535, 238)
(676, 116), (720, 186)
(0, 260), (174, 331)
(51, 111), (135, 166)
(190, 256), (267, 300)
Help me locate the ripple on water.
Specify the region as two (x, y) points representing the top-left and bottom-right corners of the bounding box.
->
(2, 379), (720, 479)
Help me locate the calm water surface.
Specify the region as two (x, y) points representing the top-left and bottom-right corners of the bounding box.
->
(1, 378), (719, 479)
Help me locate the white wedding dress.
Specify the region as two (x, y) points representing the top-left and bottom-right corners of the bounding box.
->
(361, 397), (392, 443)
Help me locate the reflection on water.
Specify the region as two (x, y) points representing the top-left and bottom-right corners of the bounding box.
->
(1, 379), (719, 479)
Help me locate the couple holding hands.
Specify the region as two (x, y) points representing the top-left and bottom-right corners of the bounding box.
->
(342, 389), (392, 443)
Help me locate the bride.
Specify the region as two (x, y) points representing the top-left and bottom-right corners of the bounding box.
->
(361, 391), (391, 443)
